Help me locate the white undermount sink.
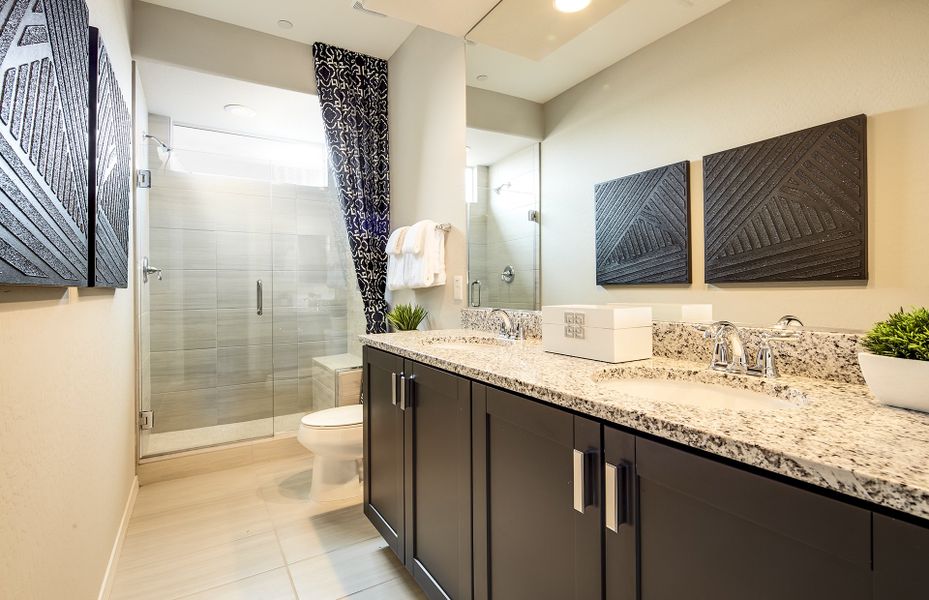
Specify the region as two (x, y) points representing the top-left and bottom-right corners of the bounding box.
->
(594, 368), (806, 411)
(420, 336), (515, 352)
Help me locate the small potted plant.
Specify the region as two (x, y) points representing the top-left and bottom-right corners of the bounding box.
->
(386, 303), (428, 332)
(858, 307), (929, 412)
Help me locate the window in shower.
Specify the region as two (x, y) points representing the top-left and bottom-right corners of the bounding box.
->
(135, 62), (365, 458)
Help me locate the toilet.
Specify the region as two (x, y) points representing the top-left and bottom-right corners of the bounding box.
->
(298, 404), (364, 502)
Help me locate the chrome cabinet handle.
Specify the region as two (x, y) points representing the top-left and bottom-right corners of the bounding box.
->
(391, 372), (397, 406)
(399, 373), (406, 411)
(605, 462), (618, 532)
(573, 449), (586, 514)
(256, 279), (263, 316)
(605, 461), (630, 533)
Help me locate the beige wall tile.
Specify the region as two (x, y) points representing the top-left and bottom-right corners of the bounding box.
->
(150, 228), (216, 270)
(217, 345), (273, 386)
(151, 348), (217, 394)
(218, 309), (273, 347)
(151, 309), (217, 351)
(149, 270), (217, 311)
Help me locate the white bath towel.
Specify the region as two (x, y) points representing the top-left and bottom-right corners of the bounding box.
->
(386, 226), (408, 255)
(401, 220), (429, 255)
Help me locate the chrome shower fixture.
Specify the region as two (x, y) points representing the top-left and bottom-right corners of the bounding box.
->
(144, 133), (172, 153)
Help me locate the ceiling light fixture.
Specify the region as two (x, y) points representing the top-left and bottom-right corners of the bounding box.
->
(224, 104), (257, 118)
(277, 19), (294, 29)
(554, 0), (591, 13)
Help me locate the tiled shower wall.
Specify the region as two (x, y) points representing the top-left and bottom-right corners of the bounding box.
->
(144, 167), (359, 437)
(468, 144), (540, 310)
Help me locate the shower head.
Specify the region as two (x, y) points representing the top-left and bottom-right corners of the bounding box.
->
(144, 134), (172, 153)
(494, 182), (512, 195)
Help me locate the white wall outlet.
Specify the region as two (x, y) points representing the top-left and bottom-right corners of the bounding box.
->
(453, 275), (464, 301)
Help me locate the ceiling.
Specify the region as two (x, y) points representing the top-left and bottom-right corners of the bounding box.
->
(140, 0), (731, 104)
(138, 59), (326, 142)
(466, 0), (732, 102)
(138, 0), (416, 59)
(466, 128), (538, 167)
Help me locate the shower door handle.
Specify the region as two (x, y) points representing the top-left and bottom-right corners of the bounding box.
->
(470, 280), (481, 307)
(256, 280), (263, 316)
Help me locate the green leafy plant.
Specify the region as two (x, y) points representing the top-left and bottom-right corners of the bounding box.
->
(861, 307), (929, 361)
(387, 303), (428, 331)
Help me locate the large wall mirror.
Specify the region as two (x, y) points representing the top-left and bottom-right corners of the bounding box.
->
(460, 1), (929, 332)
(465, 129), (540, 310)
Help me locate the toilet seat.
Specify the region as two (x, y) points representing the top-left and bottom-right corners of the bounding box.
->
(300, 404), (363, 429)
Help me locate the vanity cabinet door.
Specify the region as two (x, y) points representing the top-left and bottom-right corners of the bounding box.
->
(472, 384), (601, 600)
(604, 427), (637, 600)
(635, 438), (872, 600)
(403, 360), (472, 600)
(873, 513), (929, 599)
(363, 346), (406, 561)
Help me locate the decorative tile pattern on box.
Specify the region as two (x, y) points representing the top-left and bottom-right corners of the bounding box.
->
(88, 27), (131, 287)
(703, 115), (867, 282)
(0, 0), (90, 286)
(595, 161), (690, 284)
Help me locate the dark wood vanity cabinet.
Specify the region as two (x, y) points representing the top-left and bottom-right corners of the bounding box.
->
(873, 514), (929, 599)
(472, 384), (602, 600)
(363, 346), (406, 559)
(363, 347), (472, 600)
(365, 348), (929, 600)
(633, 436), (873, 600)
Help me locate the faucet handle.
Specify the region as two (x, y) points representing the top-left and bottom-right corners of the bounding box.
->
(773, 314), (804, 330)
(754, 331), (799, 378)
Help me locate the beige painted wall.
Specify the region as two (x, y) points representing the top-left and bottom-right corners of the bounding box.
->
(0, 1), (137, 598)
(388, 27), (467, 329)
(132, 1), (317, 95)
(542, 0), (929, 331)
(467, 86), (544, 140)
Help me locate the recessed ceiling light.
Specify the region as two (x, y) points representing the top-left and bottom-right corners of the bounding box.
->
(224, 104), (257, 118)
(476, 74), (488, 81)
(277, 19), (294, 29)
(554, 0), (591, 13)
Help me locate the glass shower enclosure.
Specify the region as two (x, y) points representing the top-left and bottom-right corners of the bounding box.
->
(135, 116), (365, 458)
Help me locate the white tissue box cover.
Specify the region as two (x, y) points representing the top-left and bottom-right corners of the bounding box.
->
(541, 305), (653, 363)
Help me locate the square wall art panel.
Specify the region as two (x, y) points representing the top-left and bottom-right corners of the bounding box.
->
(595, 161), (691, 285)
(703, 114), (867, 283)
(0, 0), (90, 286)
(88, 27), (131, 288)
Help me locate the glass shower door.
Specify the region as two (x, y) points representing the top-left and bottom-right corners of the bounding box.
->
(138, 138), (275, 457)
(136, 116), (364, 458)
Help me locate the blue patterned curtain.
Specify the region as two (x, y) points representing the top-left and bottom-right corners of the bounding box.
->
(312, 43), (390, 333)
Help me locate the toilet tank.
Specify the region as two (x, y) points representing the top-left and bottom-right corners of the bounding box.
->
(312, 354), (363, 409)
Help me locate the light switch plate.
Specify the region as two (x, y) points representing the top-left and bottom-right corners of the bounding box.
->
(453, 275), (464, 301)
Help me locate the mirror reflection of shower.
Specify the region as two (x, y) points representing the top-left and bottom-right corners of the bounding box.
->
(144, 132), (172, 168)
(465, 128), (541, 311)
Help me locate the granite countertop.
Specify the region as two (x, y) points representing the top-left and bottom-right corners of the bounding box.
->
(360, 329), (929, 521)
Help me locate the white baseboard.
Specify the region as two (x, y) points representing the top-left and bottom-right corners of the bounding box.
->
(98, 476), (139, 600)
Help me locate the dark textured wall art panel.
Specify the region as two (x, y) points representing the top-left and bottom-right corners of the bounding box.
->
(704, 115), (867, 283)
(88, 27), (131, 287)
(595, 161), (691, 285)
(0, 0), (89, 286)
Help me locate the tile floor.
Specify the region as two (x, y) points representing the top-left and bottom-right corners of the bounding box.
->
(111, 454), (425, 600)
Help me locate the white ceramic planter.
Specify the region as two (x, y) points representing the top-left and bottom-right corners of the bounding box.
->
(858, 352), (929, 413)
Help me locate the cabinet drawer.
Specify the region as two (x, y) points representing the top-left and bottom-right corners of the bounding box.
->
(637, 438), (871, 565)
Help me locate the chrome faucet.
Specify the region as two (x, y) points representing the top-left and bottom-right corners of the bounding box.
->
(699, 315), (803, 378)
(703, 320), (749, 373)
(489, 308), (522, 340)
